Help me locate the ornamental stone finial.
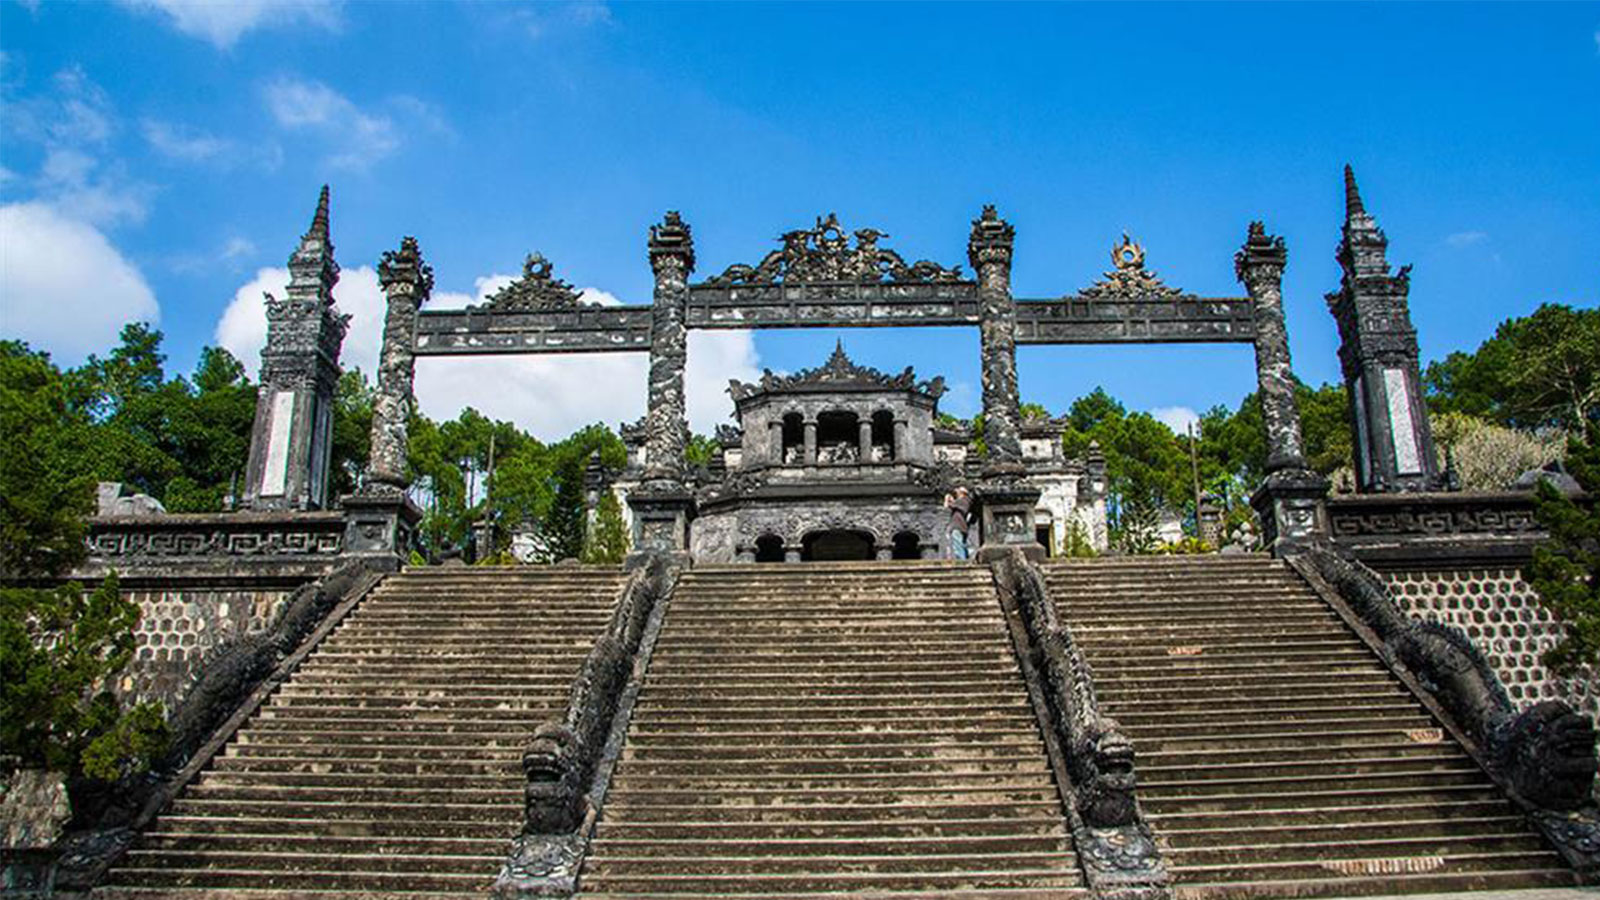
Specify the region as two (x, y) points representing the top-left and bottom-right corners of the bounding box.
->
(1234, 221), (1287, 287)
(286, 184), (339, 305)
(649, 210), (695, 274)
(968, 204), (1015, 269)
(378, 235), (434, 298)
(1343, 164), (1366, 218)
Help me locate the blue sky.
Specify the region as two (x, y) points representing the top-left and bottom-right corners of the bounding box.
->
(2, 1), (1597, 439)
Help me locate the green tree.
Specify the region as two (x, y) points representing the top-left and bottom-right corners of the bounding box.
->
(1525, 426), (1600, 675)
(0, 342), (96, 576)
(1426, 303), (1600, 430)
(329, 368), (374, 499)
(0, 576), (168, 781)
(583, 489), (630, 564)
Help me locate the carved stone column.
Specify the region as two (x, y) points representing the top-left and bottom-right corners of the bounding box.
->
(969, 205), (1040, 561)
(366, 237), (432, 492)
(1236, 222), (1327, 554)
(1327, 166), (1443, 493)
(768, 420), (783, 465)
(803, 420), (817, 466)
(242, 186), (349, 512)
(893, 419), (908, 461)
(858, 418), (873, 462)
(629, 212), (696, 563)
(969, 205), (1023, 468)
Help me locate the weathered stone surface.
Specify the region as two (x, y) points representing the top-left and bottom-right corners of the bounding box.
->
(366, 236), (432, 490)
(1, 769), (71, 850)
(643, 212), (693, 488)
(970, 205), (1023, 468)
(1327, 166), (1444, 493)
(241, 186), (350, 511)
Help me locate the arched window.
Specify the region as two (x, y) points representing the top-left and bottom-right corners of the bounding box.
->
(816, 410), (859, 464)
(754, 534), (786, 563)
(871, 410), (895, 462)
(781, 412), (804, 464)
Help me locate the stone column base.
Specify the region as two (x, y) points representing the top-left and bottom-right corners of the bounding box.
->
(1250, 467), (1330, 556)
(974, 476), (1044, 563)
(626, 482), (695, 568)
(339, 490), (422, 572)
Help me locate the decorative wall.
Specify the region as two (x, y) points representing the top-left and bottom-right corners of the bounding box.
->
(1386, 567), (1599, 724)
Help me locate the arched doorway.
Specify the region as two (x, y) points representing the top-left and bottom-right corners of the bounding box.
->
(891, 531), (921, 560)
(754, 534), (786, 563)
(802, 529), (874, 561)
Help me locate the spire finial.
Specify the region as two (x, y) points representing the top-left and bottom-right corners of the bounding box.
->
(1343, 165), (1365, 219)
(310, 184), (330, 238)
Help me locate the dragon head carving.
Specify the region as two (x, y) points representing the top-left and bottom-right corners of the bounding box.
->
(1502, 701), (1598, 812)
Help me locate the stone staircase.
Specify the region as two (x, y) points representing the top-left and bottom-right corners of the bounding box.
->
(95, 565), (625, 899)
(1044, 554), (1578, 898)
(580, 561), (1087, 898)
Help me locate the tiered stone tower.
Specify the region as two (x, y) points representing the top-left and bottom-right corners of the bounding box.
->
(1327, 166), (1443, 493)
(241, 186), (350, 511)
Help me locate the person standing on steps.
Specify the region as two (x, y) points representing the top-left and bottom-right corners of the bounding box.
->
(945, 486), (971, 560)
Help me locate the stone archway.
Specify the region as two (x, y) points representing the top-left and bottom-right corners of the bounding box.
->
(802, 529), (875, 562)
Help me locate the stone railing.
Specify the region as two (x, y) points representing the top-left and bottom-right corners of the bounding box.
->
(80, 511), (349, 582)
(1326, 491), (1552, 567)
(1295, 546), (1600, 875)
(493, 554), (677, 898)
(988, 548), (1169, 900)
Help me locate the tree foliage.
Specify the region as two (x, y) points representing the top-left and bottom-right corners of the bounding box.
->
(1425, 303), (1599, 431)
(1525, 426), (1600, 675)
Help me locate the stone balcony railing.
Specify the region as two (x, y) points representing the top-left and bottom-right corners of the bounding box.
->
(77, 511), (350, 584)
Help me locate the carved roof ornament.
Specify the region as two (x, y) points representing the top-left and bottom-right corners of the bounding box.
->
(474, 253), (587, 312)
(1077, 232), (1189, 301)
(727, 339), (946, 400)
(707, 213), (963, 286)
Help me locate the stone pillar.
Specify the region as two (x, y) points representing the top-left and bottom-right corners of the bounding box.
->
(968, 205), (1040, 561)
(366, 236), (432, 492)
(1326, 166), (1443, 493)
(893, 419), (907, 461)
(969, 205), (1024, 468)
(242, 185), (350, 512)
(803, 420), (817, 466)
(858, 418), (873, 462)
(628, 212), (696, 563)
(1236, 221), (1328, 554)
(768, 420), (784, 465)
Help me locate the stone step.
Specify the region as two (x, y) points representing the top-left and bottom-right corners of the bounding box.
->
(1170, 869), (1578, 898)
(587, 834), (1072, 858)
(98, 865), (493, 892)
(136, 831), (505, 856)
(1140, 783), (1511, 814)
(576, 870), (1086, 894)
(1162, 826), (1549, 858)
(597, 818), (1066, 840)
(121, 847), (503, 875)
(1144, 798), (1522, 831)
(582, 850), (1076, 875)
(599, 800), (1065, 824)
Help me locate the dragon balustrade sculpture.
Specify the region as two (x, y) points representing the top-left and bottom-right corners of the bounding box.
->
(493, 554), (676, 897)
(1302, 546), (1599, 872)
(990, 548), (1168, 899)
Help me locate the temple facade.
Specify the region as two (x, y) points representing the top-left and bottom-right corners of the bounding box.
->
(603, 343), (1107, 563)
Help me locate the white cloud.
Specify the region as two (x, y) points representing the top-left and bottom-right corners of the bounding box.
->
(0, 203), (159, 361)
(263, 77), (399, 171)
(5, 66), (115, 147)
(1149, 405), (1200, 436)
(221, 237), (257, 261)
(217, 266), (760, 441)
(117, 0), (342, 49)
(215, 264), (383, 379)
(142, 118), (231, 161)
(37, 148), (152, 226)
(1445, 230), (1489, 248)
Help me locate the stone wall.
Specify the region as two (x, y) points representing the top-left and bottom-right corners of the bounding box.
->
(1384, 566), (1599, 725)
(118, 586), (295, 709)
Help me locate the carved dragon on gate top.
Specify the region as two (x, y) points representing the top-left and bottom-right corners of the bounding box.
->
(474, 253), (589, 312)
(1073, 233), (1195, 302)
(705, 213), (964, 286)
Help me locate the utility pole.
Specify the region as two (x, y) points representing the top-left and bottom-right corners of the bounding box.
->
(1188, 422), (1203, 537)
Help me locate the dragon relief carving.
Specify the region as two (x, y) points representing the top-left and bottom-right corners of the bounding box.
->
(1076, 233), (1192, 302)
(475, 253), (588, 312)
(707, 213), (963, 286)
